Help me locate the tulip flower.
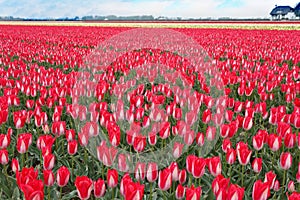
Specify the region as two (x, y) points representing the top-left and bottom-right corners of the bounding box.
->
(0, 149), (8, 165)
(252, 180), (270, 200)
(146, 162), (158, 182)
(227, 184), (245, 200)
(207, 156), (222, 177)
(56, 166), (70, 187)
(186, 185), (202, 200)
(94, 178), (106, 198)
(75, 176), (93, 200)
(280, 152), (292, 170)
(175, 184), (185, 200)
(107, 169), (118, 188)
(158, 168), (172, 191)
(252, 158), (262, 173)
(43, 170), (55, 186)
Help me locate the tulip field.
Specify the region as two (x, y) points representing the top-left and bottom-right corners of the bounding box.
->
(1, 22), (300, 200)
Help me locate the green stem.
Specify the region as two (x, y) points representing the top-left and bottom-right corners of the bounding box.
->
(111, 187), (115, 200)
(47, 187), (51, 200)
(149, 182), (152, 200)
(283, 170), (286, 190)
(21, 153), (25, 168)
(242, 165), (245, 187)
(84, 148), (88, 164)
(59, 187), (63, 200)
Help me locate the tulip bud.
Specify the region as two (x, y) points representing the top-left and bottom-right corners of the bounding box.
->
(56, 166), (70, 187)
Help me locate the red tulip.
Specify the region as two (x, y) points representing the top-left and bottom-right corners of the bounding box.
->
(0, 149), (8, 165)
(236, 142), (252, 165)
(107, 169), (118, 188)
(158, 168), (172, 191)
(65, 129), (76, 142)
(252, 158), (262, 173)
(226, 148), (236, 165)
(67, 140), (78, 155)
(207, 156), (222, 177)
(267, 134), (282, 152)
(264, 171), (277, 189)
(43, 170), (55, 186)
(13, 110), (26, 129)
(124, 180), (144, 200)
(134, 162), (146, 181)
(202, 109), (211, 124)
(43, 153), (55, 170)
(56, 166), (70, 187)
(75, 176), (93, 200)
(222, 138), (232, 153)
(288, 192), (300, 200)
(284, 133), (296, 148)
(280, 152), (292, 170)
(19, 179), (44, 200)
(175, 184), (185, 199)
(186, 185), (202, 200)
(37, 135), (55, 151)
(11, 158), (19, 173)
(146, 162), (158, 182)
(252, 132), (265, 151)
(94, 178), (106, 198)
(288, 180), (295, 193)
(227, 184), (245, 200)
(206, 126), (216, 141)
(0, 132), (11, 149)
(173, 142), (184, 158)
(196, 132), (204, 146)
(252, 180), (270, 200)
(179, 169), (187, 184)
(17, 133), (32, 154)
(243, 116), (253, 131)
(16, 167), (39, 187)
(192, 157), (206, 178)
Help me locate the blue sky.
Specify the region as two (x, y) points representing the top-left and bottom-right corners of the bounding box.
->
(0, 0), (299, 19)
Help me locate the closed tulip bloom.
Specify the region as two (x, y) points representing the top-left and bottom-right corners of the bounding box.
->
(267, 134), (282, 152)
(67, 140), (78, 155)
(19, 179), (44, 200)
(264, 171), (277, 189)
(186, 185), (202, 200)
(192, 157), (206, 178)
(94, 178), (106, 198)
(227, 184), (245, 200)
(175, 184), (185, 199)
(252, 158), (262, 173)
(56, 166), (70, 187)
(280, 152), (292, 170)
(134, 162), (146, 181)
(158, 168), (172, 191)
(243, 116), (253, 131)
(252, 180), (270, 200)
(284, 133), (296, 149)
(146, 162), (158, 182)
(179, 169), (187, 184)
(173, 142), (184, 159)
(207, 156), (222, 177)
(43, 170), (55, 186)
(75, 176), (93, 200)
(17, 133), (32, 154)
(236, 142), (252, 165)
(226, 148), (236, 165)
(11, 158), (19, 173)
(252, 133), (265, 151)
(288, 181), (295, 193)
(107, 169), (118, 188)
(0, 149), (8, 165)
(273, 180), (280, 192)
(124, 181), (144, 200)
(43, 153), (55, 170)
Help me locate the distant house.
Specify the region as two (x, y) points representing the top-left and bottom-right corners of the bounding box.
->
(295, 3), (300, 17)
(270, 5), (294, 19)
